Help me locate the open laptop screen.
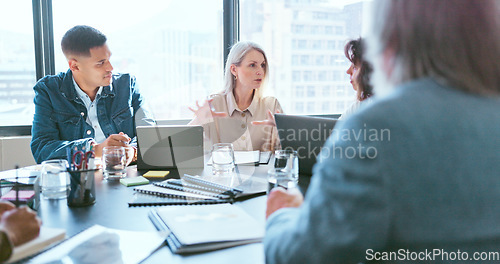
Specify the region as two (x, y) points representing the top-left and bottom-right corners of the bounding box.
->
(275, 114), (337, 176)
(136, 125), (204, 170)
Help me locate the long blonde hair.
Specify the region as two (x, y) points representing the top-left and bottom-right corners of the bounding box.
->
(222, 41), (269, 98)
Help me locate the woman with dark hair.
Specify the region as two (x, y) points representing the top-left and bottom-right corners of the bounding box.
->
(340, 37), (373, 119)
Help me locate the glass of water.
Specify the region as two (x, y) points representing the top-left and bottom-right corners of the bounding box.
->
(274, 149), (299, 185)
(40, 159), (69, 199)
(102, 146), (127, 180)
(267, 168), (298, 194)
(211, 143), (235, 175)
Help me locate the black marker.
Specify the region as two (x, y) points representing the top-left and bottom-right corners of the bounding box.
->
(14, 165), (19, 208)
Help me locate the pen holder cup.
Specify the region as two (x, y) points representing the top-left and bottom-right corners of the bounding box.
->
(67, 170), (96, 207)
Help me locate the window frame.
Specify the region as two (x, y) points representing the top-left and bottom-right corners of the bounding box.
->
(0, 0), (337, 136)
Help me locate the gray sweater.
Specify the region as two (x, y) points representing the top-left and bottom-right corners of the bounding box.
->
(265, 78), (500, 263)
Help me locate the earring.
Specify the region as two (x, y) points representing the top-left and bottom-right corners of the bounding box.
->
(234, 75), (238, 80)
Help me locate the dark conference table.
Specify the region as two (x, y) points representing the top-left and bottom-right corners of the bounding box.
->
(27, 162), (311, 263)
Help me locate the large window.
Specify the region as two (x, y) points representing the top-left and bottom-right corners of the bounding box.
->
(52, 0), (223, 121)
(240, 0), (372, 115)
(0, 0), (373, 130)
(0, 2), (37, 126)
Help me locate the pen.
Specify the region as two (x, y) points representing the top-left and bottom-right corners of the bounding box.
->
(66, 147), (72, 170)
(14, 165), (19, 208)
(1, 175), (38, 180)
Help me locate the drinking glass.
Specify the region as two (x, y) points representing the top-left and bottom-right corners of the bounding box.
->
(40, 159), (69, 199)
(274, 149), (299, 184)
(102, 146), (127, 180)
(267, 168), (298, 194)
(211, 143), (235, 175)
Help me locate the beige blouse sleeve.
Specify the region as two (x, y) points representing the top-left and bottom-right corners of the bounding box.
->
(188, 94), (227, 153)
(266, 97), (283, 151)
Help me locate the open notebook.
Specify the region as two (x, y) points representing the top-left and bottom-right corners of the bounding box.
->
(149, 204), (264, 254)
(7, 226), (66, 263)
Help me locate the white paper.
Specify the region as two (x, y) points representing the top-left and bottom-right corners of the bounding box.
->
(27, 225), (166, 264)
(208, 151), (260, 165)
(158, 204), (264, 246)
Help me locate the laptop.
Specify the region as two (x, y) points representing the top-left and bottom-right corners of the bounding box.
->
(136, 125), (204, 170)
(274, 114), (337, 176)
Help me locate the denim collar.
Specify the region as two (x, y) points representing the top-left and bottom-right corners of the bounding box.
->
(60, 69), (115, 102)
(72, 77), (103, 102)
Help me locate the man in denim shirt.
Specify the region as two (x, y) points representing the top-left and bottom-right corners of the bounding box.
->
(31, 25), (155, 164)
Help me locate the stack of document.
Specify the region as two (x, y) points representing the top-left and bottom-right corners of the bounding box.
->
(149, 204), (264, 254)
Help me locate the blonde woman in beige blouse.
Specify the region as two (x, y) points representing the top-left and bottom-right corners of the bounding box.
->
(189, 41), (283, 152)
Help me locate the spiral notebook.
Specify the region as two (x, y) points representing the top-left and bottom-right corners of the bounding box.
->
(153, 176), (243, 199)
(130, 184), (231, 207)
(130, 174), (267, 206)
(129, 192), (230, 207)
(181, 174), (243, 194)
(134, 184), (219, 200)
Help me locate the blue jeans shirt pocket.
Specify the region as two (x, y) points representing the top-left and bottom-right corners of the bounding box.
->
(50, 111), (82, 139)
(112, 106), (134, 135)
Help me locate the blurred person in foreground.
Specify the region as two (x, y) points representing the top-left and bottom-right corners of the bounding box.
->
(0, 201), (41, 262)
(265, 0), (500, 263)
(339, 37), (374, 119)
